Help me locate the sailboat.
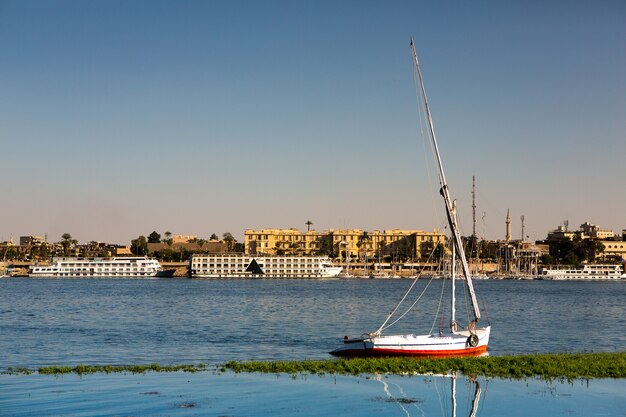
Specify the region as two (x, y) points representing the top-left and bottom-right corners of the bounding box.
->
(330, 39), (491, 357)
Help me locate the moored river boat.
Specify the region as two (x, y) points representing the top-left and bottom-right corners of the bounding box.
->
(189, 253), (342, 278)
(28, 257), (175, 278)
(540, 264), (626, 280)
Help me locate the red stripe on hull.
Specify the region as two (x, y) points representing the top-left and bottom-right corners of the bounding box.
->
(332, 345), (487, 358)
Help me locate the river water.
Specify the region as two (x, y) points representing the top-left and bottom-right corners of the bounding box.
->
(1, 278), (624, 416)
(1, 278), (624, 367)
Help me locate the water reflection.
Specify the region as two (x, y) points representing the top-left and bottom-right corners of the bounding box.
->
(374, 373), (482, 417)
(1, 371), (625, 416)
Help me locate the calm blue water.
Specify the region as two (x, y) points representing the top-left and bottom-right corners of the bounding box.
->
(2, 372), (625, 416)
(1, 278), (625, 416)
(1, 278), (625, 368)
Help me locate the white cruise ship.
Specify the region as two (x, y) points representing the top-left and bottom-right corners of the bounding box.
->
(28, 257), (175, 278)
(189, 253), (342, 278)
(540, 264), (626, 280)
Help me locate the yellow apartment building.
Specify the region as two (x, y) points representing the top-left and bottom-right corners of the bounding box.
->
(244, 228), (445, 261)
(598, 240), (626, 261)
(244, 228), (322, 255)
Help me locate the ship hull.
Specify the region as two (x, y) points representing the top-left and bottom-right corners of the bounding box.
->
(155, 269), (176, 278)
(330, 326), (490, 358)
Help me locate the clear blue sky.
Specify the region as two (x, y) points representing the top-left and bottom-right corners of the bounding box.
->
(1, 0), (625, 244)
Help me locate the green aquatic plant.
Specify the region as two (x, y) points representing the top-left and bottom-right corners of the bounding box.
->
(223, 352), (626, 380)
(4, 352), (624, 379)
(36, 363), (208, 375)
(2, 367), (33, 375)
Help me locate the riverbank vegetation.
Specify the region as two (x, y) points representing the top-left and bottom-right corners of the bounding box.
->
(3, 363), (208, 376)
(3, 352), (624, 379)
(223, 352), (626, 380)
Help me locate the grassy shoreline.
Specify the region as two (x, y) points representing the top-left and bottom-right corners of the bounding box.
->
(4, 352), (625, 379)
(224, 352), (626, 380)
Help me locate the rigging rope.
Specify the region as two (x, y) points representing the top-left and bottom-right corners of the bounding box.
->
(378, 271), (435, 334)
(414, 58), (444, 237)
(430, 268), (447, 335)
(462, 267), (471, 328)
(374, 231), (443, 335)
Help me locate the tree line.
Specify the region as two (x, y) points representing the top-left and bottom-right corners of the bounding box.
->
(540, 236), (606, 266)
(130, 231), (243, 261)
(2, 233), (120, 261)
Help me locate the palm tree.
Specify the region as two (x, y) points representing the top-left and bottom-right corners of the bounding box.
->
(131, 236), (148, 256)
(357, 231), (371, 248)
(355, 231), (372, 275)
(274, 244), (285, 255)
(356, 231), (371, 261)
(61, 233), (73, 256)
(87, 241), (99, 257)
(222, 232), (236, 252)
(305, 220), (313, 232)
(163, 231), (173, 248)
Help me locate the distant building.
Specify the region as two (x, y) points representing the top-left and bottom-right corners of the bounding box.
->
(547, 225), (576, 240)
(516, 242), (542, 274)
(534, 243), (550, 256)
(331, 229), (446, 261)
(598, 241), (626, 262)
(114, 246), (132, 255)
(20, 236), (45, 246)
(244, 228), (317, 256)
(541, 222), (624, 264)
(244, 228), (445, 260)
(547, 222), (616, 241)
(172, 234), (197, 244)
(579, 222), (615, 240)
(483, 239), (543, 274)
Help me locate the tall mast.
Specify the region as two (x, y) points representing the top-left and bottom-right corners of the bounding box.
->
(410, 38), (481, 323)
(472, 175), (477, 274)
(450, 226), (456, 331)
(472, 176), (477, 240)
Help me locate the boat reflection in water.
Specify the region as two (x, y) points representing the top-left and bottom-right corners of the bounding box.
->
(374, 372), (482, 417)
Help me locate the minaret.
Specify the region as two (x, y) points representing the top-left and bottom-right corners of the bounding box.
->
(505, 209), (511, 242)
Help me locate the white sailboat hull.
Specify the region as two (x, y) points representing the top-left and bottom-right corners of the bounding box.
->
(330, 326), (490, 357)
